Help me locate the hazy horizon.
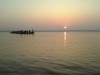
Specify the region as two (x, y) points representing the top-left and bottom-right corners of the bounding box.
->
(0, 0), (100, 31)
(1, 30), (100, 32)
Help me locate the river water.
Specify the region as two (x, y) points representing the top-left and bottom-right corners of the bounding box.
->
(0, 32), (100, 75)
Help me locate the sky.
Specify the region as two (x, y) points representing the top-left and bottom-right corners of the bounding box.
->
(0, 0), (100, 31)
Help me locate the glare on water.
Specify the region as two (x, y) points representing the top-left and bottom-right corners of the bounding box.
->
(64, 32), (66, 47)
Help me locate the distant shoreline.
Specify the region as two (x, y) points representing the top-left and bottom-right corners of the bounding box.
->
(36, 30), (100, 32)
(0, 30), (100, 32)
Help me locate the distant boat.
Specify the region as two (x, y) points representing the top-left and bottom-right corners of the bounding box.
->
(10, 29), (35, 34)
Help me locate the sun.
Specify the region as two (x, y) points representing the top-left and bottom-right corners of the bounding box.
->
(64, 26), (67, 29)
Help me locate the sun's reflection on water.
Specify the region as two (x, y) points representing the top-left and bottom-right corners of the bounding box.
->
(64, 32), (67, 47)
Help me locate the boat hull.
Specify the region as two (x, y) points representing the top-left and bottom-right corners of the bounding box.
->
(10, 30), (35, 34)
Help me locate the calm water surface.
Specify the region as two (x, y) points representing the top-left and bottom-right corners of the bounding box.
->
(0, 32), (100, 75)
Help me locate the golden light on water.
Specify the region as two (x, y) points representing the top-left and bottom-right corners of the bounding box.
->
(64, 32), (66, 47)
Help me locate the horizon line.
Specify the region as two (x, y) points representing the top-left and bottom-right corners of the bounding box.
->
(0, 30), (100, 32)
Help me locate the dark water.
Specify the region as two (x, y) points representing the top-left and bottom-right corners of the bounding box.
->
(0, 32), (100, 75)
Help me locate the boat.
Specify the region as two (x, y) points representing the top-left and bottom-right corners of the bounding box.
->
(10, 30), (35, 34)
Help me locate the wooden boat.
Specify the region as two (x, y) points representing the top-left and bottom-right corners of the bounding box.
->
(10, 30), (35, 34)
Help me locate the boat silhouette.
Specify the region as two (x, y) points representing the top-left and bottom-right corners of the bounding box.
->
(10, 30), (35, 34)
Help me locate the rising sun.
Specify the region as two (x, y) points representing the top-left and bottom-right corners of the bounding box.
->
(64, 26), (67, 29)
